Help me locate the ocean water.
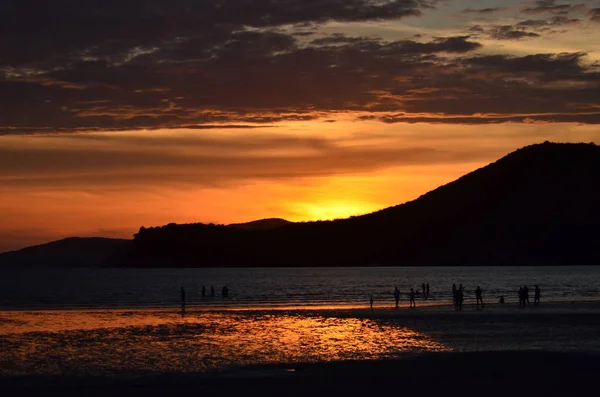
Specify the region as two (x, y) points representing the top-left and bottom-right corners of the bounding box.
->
(2, 267), (600, 377)
(1, 266), (599, 310)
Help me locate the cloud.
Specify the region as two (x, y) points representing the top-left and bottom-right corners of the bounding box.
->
(310, 34), (380, 46)
(591, 8), (600, 22)
(462, 7), (507, 14)
(516, 16), (581, 30)
(0, 0), (598, 130)
(0, 0), (432, 66)
(2, 45), (599, 130)
(521, 1), (586, 15)
(0, 34), (484, 132)
(360, 112), (600, 124)
(0, 131), (494, 189)
(489, 26), (541, 40)
(468, 15), (581, 42)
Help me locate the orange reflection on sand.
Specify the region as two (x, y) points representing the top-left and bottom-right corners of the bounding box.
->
(0, 309), (447, 376)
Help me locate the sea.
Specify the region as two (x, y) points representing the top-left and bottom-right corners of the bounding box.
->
(1, 266), (599, 377)
(0, 266), (598, 310)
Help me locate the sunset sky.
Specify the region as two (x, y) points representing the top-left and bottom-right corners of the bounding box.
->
(1, 0), (600, 252)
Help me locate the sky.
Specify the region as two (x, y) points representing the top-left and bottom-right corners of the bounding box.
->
(1, 0), (600, 252)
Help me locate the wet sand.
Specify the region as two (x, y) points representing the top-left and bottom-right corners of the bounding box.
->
(3, 351), (599, 396)
(2, 300), (600, 396)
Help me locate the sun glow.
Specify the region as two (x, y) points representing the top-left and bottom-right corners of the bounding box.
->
(294, 200), (376, 221)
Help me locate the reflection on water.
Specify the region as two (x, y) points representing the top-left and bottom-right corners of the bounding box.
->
(0, 309), (447, 376)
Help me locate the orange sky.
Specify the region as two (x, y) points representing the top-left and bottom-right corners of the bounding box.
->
(2, 118), (600, 252)
(2, 1), (600, 251)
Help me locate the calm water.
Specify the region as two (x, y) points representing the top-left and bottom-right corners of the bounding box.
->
(2, 267), (600, 377)
(1, 266), (599, 309)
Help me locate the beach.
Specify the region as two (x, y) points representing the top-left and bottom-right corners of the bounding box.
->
(2, 300), (600, 395)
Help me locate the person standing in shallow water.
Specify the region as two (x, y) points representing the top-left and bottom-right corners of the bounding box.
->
(201, 285), (206, 298)
(211, 285), (215, 297)
(452, 284), (458, 311)
(394, 286), (400, 308)
(475, 286), (484, 309)
(523, 285), (530, 305)
(518, 287), (524, 308)
(370, 295), (374, 309)
(180, 287), (186, 316)
(409, 288), (416, 308)
(534, 285), (541, 305)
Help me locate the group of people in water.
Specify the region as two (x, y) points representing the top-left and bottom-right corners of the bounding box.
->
(451, 284), (485, 311)
(372, 283), (542, 310)
(516, 285), (541, 307)
(375, 282), (431, 309)
(179, 285), (230, 315)
(180, 282), (542, 314)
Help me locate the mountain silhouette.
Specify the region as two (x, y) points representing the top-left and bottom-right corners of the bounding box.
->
(227, 218), (293, 230)
(125, 142), (600, 267)
(0, 237), (130, 268)
(2, 142), (598, 267)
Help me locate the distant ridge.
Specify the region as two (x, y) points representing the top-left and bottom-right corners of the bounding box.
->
(228, 218), (292, 230)
(0, 237), (130, 268)
(127, 142), (600, 267)
(3, 142), (599, 267)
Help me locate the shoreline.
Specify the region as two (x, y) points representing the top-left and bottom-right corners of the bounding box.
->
(1, 296), (600, 313)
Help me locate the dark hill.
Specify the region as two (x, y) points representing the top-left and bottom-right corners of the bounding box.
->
(228, 218), (292, 230)
(127, 142), (600, 267)
(0, 237), (131, 268)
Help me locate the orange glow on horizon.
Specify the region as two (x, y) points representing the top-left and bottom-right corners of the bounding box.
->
(2, 119), (600, 251)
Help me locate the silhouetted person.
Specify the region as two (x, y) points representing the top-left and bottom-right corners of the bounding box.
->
(499, 296), (505, 304)
(370, 295), (374, 309)
(475, 286), (484, 309)
(457, 289), (464, 311)
(211, 285), (215, 297)
(426, 283), (430, 298)
(394, 286), (400, 308)
(222, 286), (229, 298)
(422, 283), (426, 299)
(180, 287), (186, 316)
(409, 288), (416, 308)
(452, 284), (458, 311)
(534, 285), (541, 305)
(518, 287), (524, 308)
(458, 284), (464, 311)
(201, 285), (206, 298)
(523, 285), (530, 305)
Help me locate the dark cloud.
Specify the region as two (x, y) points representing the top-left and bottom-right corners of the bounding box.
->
(521, 1), (585, 15)
(516, 16), (580, 29)
(0, 124), (276, 135)
(0, 0), (432, 67)
(0, 0), (598, 130)
(2, 43), (599, 129)
(0, 33), (483, 132)
(311, 34), (380, 46)
(363, 113), (600, 125)
(398, 36), (483, 53)
(468, 25), (485, 33)
(464, 52), (587, 78)
(489, 26), (541, 40)
(469, 14), (581, 42)
(462, 7), (507, 14)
